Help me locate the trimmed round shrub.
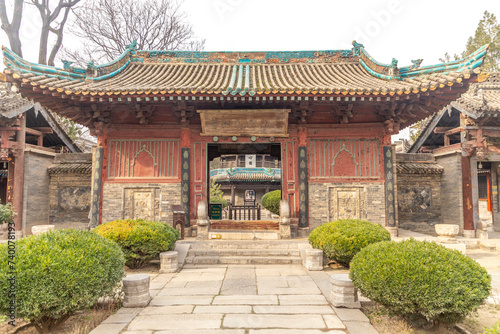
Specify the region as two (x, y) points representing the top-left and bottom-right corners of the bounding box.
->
(0, 229), (125, 333)
(308, 219), (390, 266)
(350, 239), (491, 325)
(94, 219), (180, 268)
(261, 190), (281, 215)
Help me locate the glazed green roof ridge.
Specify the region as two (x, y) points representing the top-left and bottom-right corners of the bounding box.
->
(2, 41), (489, 97)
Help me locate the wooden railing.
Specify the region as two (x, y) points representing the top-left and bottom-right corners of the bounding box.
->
(228, 204), (261, 220)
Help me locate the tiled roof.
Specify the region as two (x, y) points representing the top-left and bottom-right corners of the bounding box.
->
(211, 167), (281, 182)
(2, 42), (489, 98)
(48, 162), (92, 174)
(451, 73), (500, 117)
(396, 162), (443, 174)
(0, 82), (35, 117)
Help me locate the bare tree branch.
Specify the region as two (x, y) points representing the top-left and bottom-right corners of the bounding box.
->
(31, 0), (80, 64)
(0, 0), (24, 57)
(61, 0), (205, 66)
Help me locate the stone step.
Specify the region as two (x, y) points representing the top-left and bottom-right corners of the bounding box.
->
(185, 255), (302, 265)
(206, 230), (280, 240)
(188, 248), (300, 257)
(188, 240), (304, 250)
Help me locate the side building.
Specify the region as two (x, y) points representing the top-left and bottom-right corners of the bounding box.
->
(409, 73), (500, 236)
(0, 80), (83, 235)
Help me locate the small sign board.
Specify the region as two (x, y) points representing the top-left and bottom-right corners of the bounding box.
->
(245, 190), (256, 201)
(210, 203), (222, 220)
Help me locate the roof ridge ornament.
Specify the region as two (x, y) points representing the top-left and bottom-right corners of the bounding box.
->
(62, 60), (73, 70)
(410, 59), (423, 69)
(86, 60), (97, 78)
(126, 40), (138, 52)
(352, 40), (364, 56)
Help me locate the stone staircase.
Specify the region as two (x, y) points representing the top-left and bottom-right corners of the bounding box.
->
(184, 239), (306, 265)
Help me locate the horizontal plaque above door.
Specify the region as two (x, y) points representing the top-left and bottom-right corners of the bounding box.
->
(198, 109), (290, 137)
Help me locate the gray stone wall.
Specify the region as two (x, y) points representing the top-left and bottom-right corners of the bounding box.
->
(48, 153), (92, 230)
(22, 151), (54, 235)
(435, 152), (464, 231)
(397, 173), (441, 232)
(49, 174), (91, 229)
(308, 182), (385, 230)
(102, 182), (181, 224)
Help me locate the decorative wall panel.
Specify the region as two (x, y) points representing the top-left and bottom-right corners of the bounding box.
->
(123, 187), (160, 221)
(328, 186), (366, 221)
(309, 139), (380, 179)
(108, 139), (179, 179)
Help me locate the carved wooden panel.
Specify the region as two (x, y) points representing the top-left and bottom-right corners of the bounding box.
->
(198, 109), (290, 137)
(309, 139), (380, 179)
(328, 186), (366, 221)
(108, 139), (179, 179)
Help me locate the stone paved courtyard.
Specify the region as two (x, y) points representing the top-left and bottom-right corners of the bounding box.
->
(91, 264), (379, 334)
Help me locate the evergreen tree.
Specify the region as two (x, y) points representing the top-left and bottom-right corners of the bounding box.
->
(463, 11), (500, 72)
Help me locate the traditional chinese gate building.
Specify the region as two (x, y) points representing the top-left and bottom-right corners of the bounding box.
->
(2, 42), (488, 236)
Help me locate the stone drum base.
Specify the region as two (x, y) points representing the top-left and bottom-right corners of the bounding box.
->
(160, 251), (179, 273)
(122, 274), (151, 308)
(330, 274), (361, 309)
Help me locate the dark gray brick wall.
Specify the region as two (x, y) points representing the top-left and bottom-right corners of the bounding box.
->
(102, 182), (181, 223)
(22, 151), (53, 234)
(308, 182), (385, 230)
(397, 173), (442, 233)
(436, 152), (464, 231)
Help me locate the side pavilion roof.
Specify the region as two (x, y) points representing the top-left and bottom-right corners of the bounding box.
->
(3, 42), (489, 98)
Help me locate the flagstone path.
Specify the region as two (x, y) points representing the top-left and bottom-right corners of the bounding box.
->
(90, 264), (379, 334)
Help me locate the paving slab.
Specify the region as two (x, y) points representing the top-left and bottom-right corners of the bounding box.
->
(139, 305), (194, 315)
(213, 294), (278, 305)
(253, 305), (335, 314)
(88, 323), (127, 334)
(343, 321), (380, 334)
(223, 314), (326, 329)
(333, 307), (370, 322)
(101, 313), (137, 324)
(155, 330), (245, 334)
(193, 305), (252, 313)
(249, 330), (346, 334)
(278, 294), (329, 305)
(127, 314), (224, 331)
(149, 295), (213, 306)
(323, 314), (346, 329)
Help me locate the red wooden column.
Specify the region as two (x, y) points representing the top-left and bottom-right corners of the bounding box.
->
(12, 115), (25, 232)
(462, 155), (475, 232)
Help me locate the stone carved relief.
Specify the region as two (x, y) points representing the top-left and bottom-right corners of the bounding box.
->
(328, 186), (366, 221)
(398, 186), (431, 213)
(124, 187), (160, 220)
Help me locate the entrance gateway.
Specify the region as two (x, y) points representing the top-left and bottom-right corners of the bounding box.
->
(2, 42), (489, 236)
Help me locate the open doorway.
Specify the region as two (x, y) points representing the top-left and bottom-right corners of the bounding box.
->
(477, 161), (493, 227)
(207, 143), (281, 222)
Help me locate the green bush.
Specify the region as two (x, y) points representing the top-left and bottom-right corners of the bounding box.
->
(261, 190), (281, 215)
(94, 219), (180, 268)
(0, 203), (16, 224)
(0, 229), (124, 333)
(484, 320), (500, 334)
(308, 219), (390, 266)
(350, 239), (491, 325)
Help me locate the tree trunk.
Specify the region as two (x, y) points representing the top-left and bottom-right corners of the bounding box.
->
(4, 28), (22, 57)
(38, 21), (50, 65)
